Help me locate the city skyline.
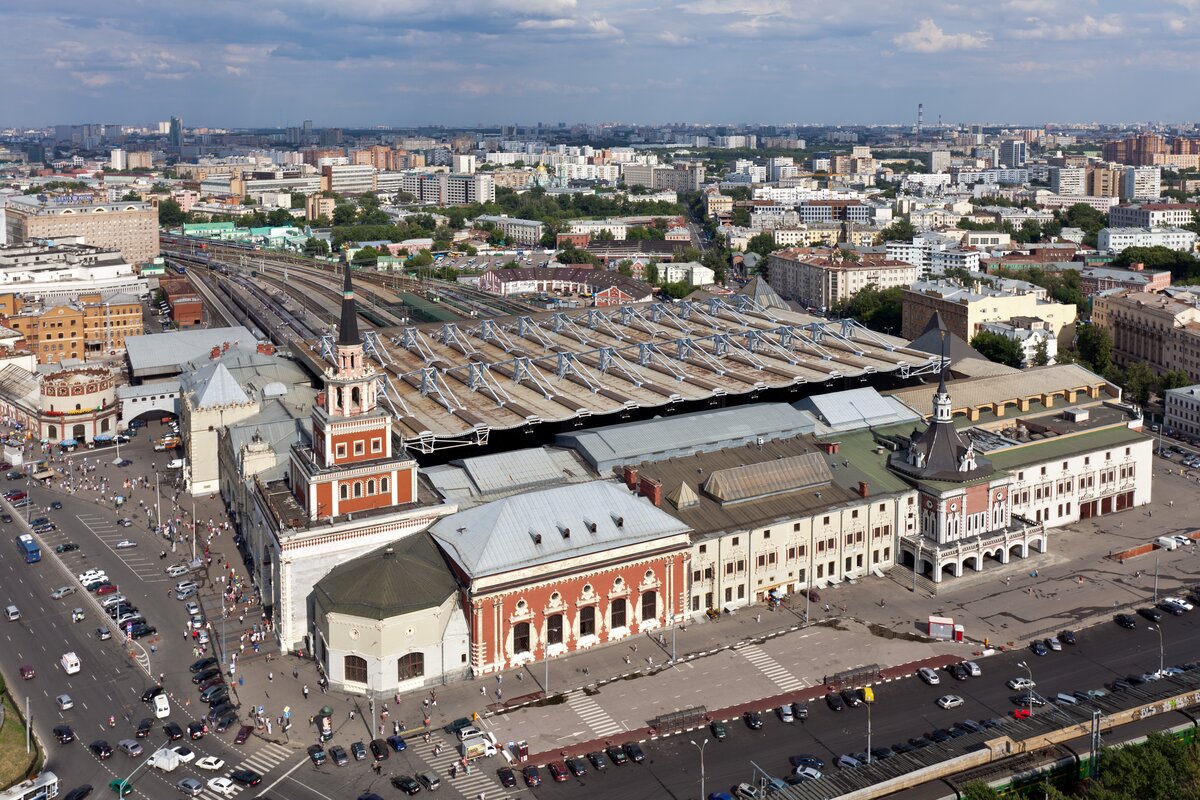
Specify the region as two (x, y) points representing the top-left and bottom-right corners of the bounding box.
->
(2, 0), (1197, 128)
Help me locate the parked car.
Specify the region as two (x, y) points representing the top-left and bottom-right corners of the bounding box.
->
(743, 710), (764, 729)
(1115, 613), (1137, 629)
(522, 765), (541, 786)
(623, 742), (645, 762)
(306, 745), (326, 766)
(918, 667), (940, 685)
(390, 776), (420, 795)
(369, 739), (389, 761)
(825, 692), (845, 711)
(605, 745), (628, 765)
(350, 741), (367, 760)
(1059, 630), (1077, 645)
(1030, 640), (1049, 656)
(937, 695), (964, 710)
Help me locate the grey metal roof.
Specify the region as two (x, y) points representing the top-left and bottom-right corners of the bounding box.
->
(117, 380), (181, 399)
(0, 364), (38, 409)
(125, 326), (256, 375)
(314, 534), (458, 620)
(429, 481), (690, 579)
(425, 447), (595, 508)
(795, 387), (920, 432)
(704, 452), (831, 505)
(185, 362), (251, 409)
(557, 403), (818, 473)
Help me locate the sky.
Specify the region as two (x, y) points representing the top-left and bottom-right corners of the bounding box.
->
(1, 0), (1198, 129)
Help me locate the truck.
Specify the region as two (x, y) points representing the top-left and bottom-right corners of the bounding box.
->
(148, 748), (183, 772)
(459, 732), (498, 760)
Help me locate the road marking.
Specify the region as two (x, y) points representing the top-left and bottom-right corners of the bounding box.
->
(253, 755), (309, 798)
(738, 643), (804, 692)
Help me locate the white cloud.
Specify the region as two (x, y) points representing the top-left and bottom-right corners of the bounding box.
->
(891, 18), (990, 52)
(658, 30), (694, 45)
(1015, 14), (1125, 39)
(516, 15), (623, 37)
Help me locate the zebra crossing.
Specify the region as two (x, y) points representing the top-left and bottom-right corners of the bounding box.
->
(407, 732), (520, 798)
(566, 690), (624, 737)
(737, 643), (804, 692)
(193, 741), (293, 800)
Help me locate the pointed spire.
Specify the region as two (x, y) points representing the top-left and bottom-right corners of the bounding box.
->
(937, 329), (948, 395)
(338, 264), (359, 346)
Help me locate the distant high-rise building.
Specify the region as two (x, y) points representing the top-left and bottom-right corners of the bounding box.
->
(1122, 166), (1162, 201)
(1086, 166), (1122, 197)
(999, 140), (1027, 168)
(109, 149), (127, 171)
(1050, 166), (1085, 196)
(928, 150), (952, 173)
(157, 121), (170, 135)
(168, 116), (183, 148)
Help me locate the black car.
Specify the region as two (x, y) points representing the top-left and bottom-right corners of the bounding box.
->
(193, 668), (221, 685)
(62, 787), (93, 800)
(307, 745), (326, 766)
(1115, 613), (1137, 629)
(955, 719), (984, 734)
(163, 723), (184, 741)
(207, 702), (235, 723)
(605, 745), (628, 765)
(350, 741), (367, 761)
(522, 765), (541, 787)
(587, 751), (608, 770)
(891, 742), (915, 755)
(789, 755), (825, 769)
(54, 724), (75, 744)
(215, 712), (239, 733)
(187, 722), (205, 740)
(1059, 630), (1077, 645)
(623, 742), (645, 763)
(135, 719), (153, 738)
(566, 756), (588, 777)
(909, 736), (935, 749)
(89, 739), (113, 759)
(1158, 601), (1185, 616)
(826, 692), (845, 711)
(329, 746), (348, 766)
(948, 663), (969, 681)
(1139, 607), (1164, 622)
(841, 689), (863, 707)
(369, 739), (390, 761)
(743, 710), (764, 729)
(1011, 694), (1046, 707)
(56, 543), (80, 553)
(229, 770), (262, 787)
(391, 776), (420, 796)
(51, 501), (63, 509)
(129, 623), (156, 639)
(200, 684), (228, 702)
(189, 657), (218, 673)
(498, 767), (517, 788)
(870, 747), (895, 761)
(141, 686), (164, 703)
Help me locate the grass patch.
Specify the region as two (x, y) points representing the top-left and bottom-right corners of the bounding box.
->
(0, 692), (40, 790)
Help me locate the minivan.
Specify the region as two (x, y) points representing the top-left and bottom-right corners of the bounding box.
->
(1157, 536), (1179, 551)
(5, 604), (19, 621)
(154, 693), (171, 719)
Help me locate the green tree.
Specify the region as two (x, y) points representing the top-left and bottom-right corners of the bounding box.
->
(157, 198), (186, 228)
(1033, 338), (1050, 366)
(615, 259), (633, 277)
(1015, 219), (1043, 244)
(358, 207), (391, 226)
(303, 237), (330, 257)
(353, 245), (380, 267)
(644, 262), (660, 285)
(1076, 324), (1114, 374)
(462, 244), (477, 256)
(1158, 368), (1191, 394)
(879, 217), (917, 242)
(592, 228), (616, 242)
(406, 250), (433, 267)
(831, 285), (903, 334)
(745, 232), (778, 259)
(332, 204), (358, 227)
(266, 208), (295, 227)
(1089, 732), (1200, 800)
(731, 207), (751, 227)
(970, 330), (1025, 368)
(121, 191), (141, 201)
(1120, 361), (1157, 405)
(959, 784), (1001, 800)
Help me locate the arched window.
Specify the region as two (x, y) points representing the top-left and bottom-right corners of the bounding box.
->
(353, 482), (362, 498)
(641, 591), (656, 622)
(351, 386), (361, 409)
(380, 477), (389, 493)
(101, 418), (110, 432)
(513, 622), (531, 654)
(48, 425), (57, 439)
(579, 606), (596, 637)
(344, 655), (367, 684)
(547, 614), (563, 645)
(611, 598), (627, 630)
(398, 653), (424, 681)
(340, 484), (348, 500)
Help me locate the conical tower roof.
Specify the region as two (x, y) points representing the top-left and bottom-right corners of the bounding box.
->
(338, 264), (359, 346)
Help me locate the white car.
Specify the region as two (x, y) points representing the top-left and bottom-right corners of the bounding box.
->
(189, 615), (205, 630)
(171, 744), (195, 763)
(196, 756), (225, 772)
(196, 629), (210, 644)
(56, 694), (73, 710)
(1163, 596), (1195, 611)
(101, 594), (128, 609)
(115, 539), (138, 549)
(184, 601), (201, 616)
(1008, 677), (1036, 691)
(1171, 535), (1193, 547)
(964, 661), (982, 677)
(918, 667), (940, 685)
(78, 570), (107, 584)
(937, 694), (964, 709)
(206, 777), (237, 797)
(166, 565), (190, 578)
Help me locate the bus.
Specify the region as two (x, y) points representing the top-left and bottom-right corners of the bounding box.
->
(16, 533), (40, 564)
(0, 771), (59, 800)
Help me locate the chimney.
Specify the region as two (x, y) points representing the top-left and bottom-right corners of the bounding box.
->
(529, 529), (543, 545)
(817, 441), (840, 455)
(557, 524), (570, 540)
(583, 518), (598, 533)
(257, 342), (276, 356)
(222, 341), (230, 353)
(210, 346), (220, 359)
(611, 514), (625, 528)
(858, 481), (870, 498)
(622, 465), (639, 489)
(638, 475), (663, 507)
(1130, 262), (1144, 272)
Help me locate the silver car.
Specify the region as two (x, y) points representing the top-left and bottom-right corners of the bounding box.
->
(50, 586), (75, 599)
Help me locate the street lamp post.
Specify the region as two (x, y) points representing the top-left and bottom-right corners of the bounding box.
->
(1149, 625), (1164, 676)
(1017, 660), (1034, 717)
(689, 738), (709, 800)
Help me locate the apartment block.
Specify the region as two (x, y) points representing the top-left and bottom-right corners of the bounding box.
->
(1097, 227), (1196, 254)
(766, 250), (918, 311)
(1122, 166), (1161, 201)
(1093, 291), (1200, 380)
(901, 280), (1077, 344)
(3, 197), (159, 266)
(1049, 167), (1086, 196)
(1109, 203), (1200, 228)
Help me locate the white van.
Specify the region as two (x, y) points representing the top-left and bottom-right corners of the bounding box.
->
(5, 604), (19, 621)
(153, 693), (171, 719)
(1157, 536), (1179, 551)
(60, 652), (81, 675)
(166, 459), (185, 470)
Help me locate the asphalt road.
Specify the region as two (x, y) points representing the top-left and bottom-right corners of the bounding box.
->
(0, 431), (305, 800)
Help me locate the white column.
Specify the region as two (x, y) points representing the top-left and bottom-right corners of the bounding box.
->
(391, 470), (398, 505)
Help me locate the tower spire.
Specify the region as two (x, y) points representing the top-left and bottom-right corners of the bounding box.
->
(933, 330), (952, 423)
(338, 264), (359, 346)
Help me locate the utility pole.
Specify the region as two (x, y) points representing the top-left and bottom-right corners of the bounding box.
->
(25, 696), (30, 753)
(1153, 557), (1160, 603)
(191, 501), (197, 563)
(689, 739), (708, 800)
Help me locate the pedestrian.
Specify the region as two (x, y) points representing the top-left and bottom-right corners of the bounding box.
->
(268, 671), (273, 682)
(481, 686), (487, 695)
(303, 685), (309, 699)
(349, 709), (355, 720)
(293, 668), (298, 680)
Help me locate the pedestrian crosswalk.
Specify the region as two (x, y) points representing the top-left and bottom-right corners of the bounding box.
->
(737, 643), (804, 692)
(566, 690), (623, 737)
(192, 741), (293, 800)
(407, 732), (521, 798)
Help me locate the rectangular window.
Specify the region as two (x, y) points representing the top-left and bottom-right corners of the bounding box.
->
(756, 555), (766, 568)
(692, 570), (701, 582)
(698, 544), (707, 554)
(737, 585), (745, 599)
(724, 588), (733, 602)
(822, 516), (830, 526)
(691, 596), (701, 612)
(762, 529), (770, 539)
(852, 509), (859, 519)
(354, 440), (365, 455)
(793, 523), (801, 532)
(725, 562), (735, 575)
(816, 564), (824, 579)
(736, 559), (745, 572)
(732, 537), (739, 546)
(704, 567), (713, 580)
(767, 552), (777, 565)
(787, 547), (797, 560)
(798, 544), (806, 558)
(371, 438), (382, 453)
(335, 443), (347, 458)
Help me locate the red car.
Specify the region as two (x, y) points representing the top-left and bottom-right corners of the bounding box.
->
(235, 726), (253, 745)
(548, 761), (569, 782)
(95, 583), (119, 596)
(19, 664), (35, 680)
(1013, 708), (1032, 720)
